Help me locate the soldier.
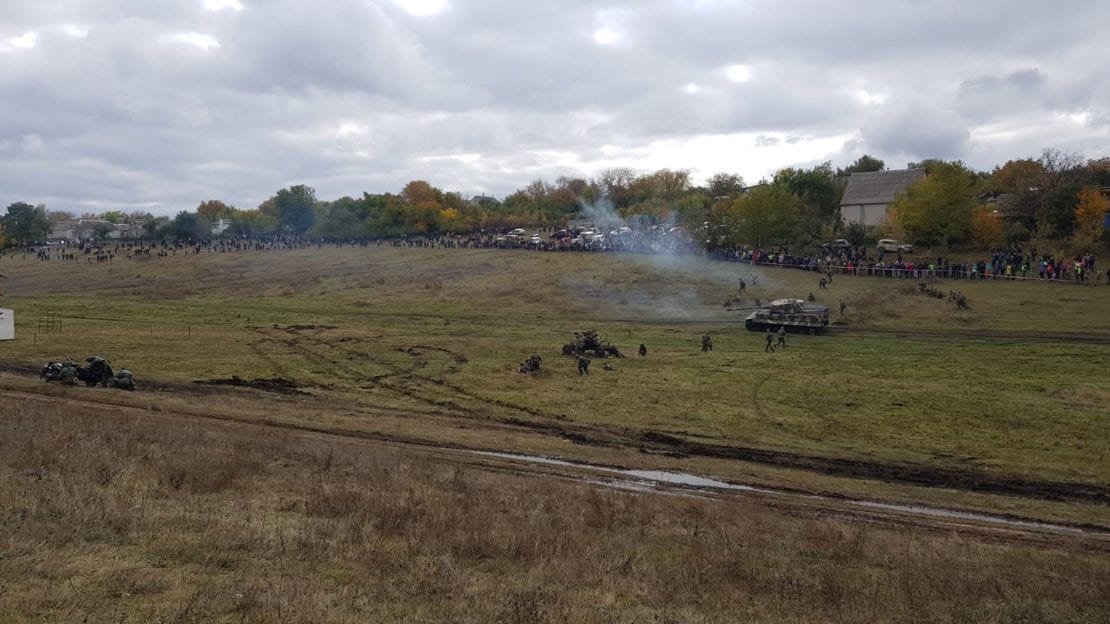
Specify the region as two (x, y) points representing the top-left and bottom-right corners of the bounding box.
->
(738, 278), (746, 293)
(638, 343), (647, 357)
(109, 368), (135, 391)
(577, 355), (590, 375)
(776, 326), (786, 348)
(764, 331), (776, 353)
(825, 270), (834, 284)
(807, 292), (816, 302)
(701, 334), (713, 352)
(85, 356), (113, 386)
(839, 300), (847, 316)
(818, 278), (827, 289)
(602, 361), (615, 371)
(59, 363), (77, 386)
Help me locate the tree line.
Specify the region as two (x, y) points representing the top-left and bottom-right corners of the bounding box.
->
(2, 149), (1108, 251)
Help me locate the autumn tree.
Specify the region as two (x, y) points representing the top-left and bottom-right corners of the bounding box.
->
(197, 200), (232, 222)
(991, 159), (1044, 194)
(596, 167), (636, 212)
(706, 173), (745, 199)
(970, 208), (1003, 249)
(1073, 187), (1108, 242)
(888, 161), (976, 246)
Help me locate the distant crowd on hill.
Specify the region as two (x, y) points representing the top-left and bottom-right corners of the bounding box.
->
(3, 231), (1107, 286)
(711, 246), (1103, 283)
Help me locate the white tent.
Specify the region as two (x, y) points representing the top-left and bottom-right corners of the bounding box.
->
(0, 308), (13, 341)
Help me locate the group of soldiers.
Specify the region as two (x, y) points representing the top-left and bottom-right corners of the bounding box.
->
(916, 282), (970, 309)
(45, 356), (135, 390)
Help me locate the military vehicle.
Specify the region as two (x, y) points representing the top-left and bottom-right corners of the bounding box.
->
(561, 329), (625, 358)
(744, 298), (829, 334)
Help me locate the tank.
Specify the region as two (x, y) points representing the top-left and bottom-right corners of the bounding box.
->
(744, 298), (829, 334)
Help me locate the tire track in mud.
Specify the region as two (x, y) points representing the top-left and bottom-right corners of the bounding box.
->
(2, 385), (1107, 543)
(249, 327), (561, 421)
(3, 354), (1108, 507)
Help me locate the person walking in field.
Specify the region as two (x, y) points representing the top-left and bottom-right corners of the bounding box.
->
(701, 334), (713, 352)
(638, 343), (648, 357)
(577, 355), (590, 375)
(776, 327), (786, 349)
(764, 331), (775, 353)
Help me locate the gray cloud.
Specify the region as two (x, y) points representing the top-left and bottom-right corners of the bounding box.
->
(1, 0), (1109, 215)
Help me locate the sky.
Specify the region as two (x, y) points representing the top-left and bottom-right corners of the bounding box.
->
(2, 0), (1109, 216)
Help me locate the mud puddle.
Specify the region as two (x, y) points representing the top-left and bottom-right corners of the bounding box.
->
(472, 451), (1095, 535)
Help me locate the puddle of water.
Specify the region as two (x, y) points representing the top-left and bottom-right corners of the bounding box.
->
(468, 450), (1095, 536)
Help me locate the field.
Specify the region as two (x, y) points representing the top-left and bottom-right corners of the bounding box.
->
(1, 244), (1109, 621)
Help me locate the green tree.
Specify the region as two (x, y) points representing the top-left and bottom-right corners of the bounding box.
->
(729, 184), (804, 248)
(1038, 185), (1079, 236)
(837, 154), (885, 176)
(772, 162), (842, 218)
(161, 211), (211, 239)
(273, 185), (317, 233)
(99, 210), (128, 224)
(1, 202), (51, 245)
(312, 196), (366, 239)
(888, 161), (976, 246)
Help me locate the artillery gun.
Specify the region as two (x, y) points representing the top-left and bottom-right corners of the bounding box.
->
(744, 298), (829, 334)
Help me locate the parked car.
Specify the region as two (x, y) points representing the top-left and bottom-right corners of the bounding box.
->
(822, 239), (852, 252)
(878, 239), (913, 253)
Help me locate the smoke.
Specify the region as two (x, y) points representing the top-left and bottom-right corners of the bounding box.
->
(576, 197), (625, 229)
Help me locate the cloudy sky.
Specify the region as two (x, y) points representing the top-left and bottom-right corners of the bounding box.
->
(2, 0), (1109, 215)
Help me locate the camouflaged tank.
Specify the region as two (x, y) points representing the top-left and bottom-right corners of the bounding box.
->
(744, 298), (829, 334)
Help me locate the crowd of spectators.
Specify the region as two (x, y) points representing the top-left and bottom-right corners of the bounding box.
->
(4, 228), (1105, 285)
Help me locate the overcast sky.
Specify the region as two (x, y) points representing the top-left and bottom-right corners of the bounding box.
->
(2, 0), (1109, 216)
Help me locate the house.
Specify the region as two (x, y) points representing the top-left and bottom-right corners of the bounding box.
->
(49, 219), (139, 242)
(839, 168), (926, 227)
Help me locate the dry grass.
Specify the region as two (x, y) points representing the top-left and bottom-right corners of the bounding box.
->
(1, 404), (1107, 623)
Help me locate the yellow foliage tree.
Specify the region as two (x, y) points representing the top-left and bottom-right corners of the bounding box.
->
(970, 208), (1003, 250)
(1073, 187), (1108, 241)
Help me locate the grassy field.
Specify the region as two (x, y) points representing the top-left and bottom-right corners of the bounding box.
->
(2, 244), (1110, 621)
(2, 404), (1107, 623)
(2, 246), (1107, 495)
